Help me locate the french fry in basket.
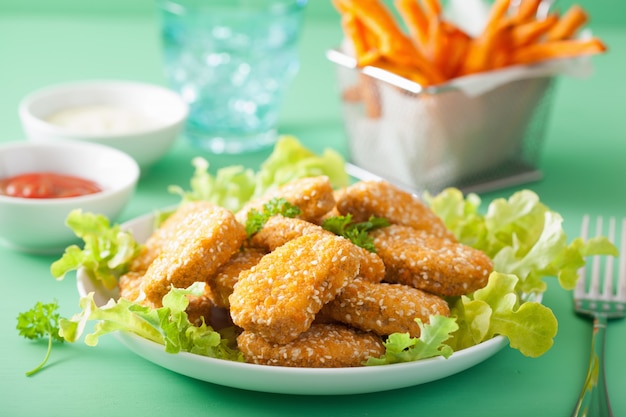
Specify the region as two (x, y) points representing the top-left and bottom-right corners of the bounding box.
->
(510, 14), (558, 48)
(394, 0), (429, 51)
(334, 0), (445, 85)
(546, 5), (589, 41)
(458, 0), (513, 75)
(511, 0), (543, 25)
(358, 73), (382, 119)
(434, 21), (472, 78)
(339, 12), (379, 66)
(511, 37), (607, 66)
(333, 0), (607, 87)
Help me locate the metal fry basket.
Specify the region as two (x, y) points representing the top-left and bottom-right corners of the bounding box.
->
(327, 49), (558, 194)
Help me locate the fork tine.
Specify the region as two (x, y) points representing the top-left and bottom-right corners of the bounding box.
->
(602, 217), (616, 297)
(588, 216), (604, 298)
(575, 215), (590, 296)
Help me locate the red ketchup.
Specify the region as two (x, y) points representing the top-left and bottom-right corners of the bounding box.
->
(0, 172), (102, 199)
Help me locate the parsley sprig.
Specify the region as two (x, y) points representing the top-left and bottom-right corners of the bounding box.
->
(322, 214), (390, 252)
(245, 198), (302, 237)
(16, 300), (65, 376)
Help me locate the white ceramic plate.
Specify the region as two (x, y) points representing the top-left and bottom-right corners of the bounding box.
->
(77, 211), (509, 395)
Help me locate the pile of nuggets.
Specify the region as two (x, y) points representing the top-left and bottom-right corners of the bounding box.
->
(118, 177), (493, 368)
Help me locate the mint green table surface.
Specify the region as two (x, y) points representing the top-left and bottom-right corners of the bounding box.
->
(1, 5), (625, 417)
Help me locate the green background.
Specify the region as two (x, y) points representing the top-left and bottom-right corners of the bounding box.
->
(0, 0), (624, 26)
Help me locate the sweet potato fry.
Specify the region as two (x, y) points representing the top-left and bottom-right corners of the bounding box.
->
(438, 21), (471, 78)
(460, 25), (512, 75)
(339, 0), (445, 85)
(484, 0), (513, 32)
(511, 37), (607, 66)
(512, 0), (542, 25)
(394, 0), (429, 50)
(421, 0), (442, 18)
(340, 13), (379, 66)
(459, 0), (512, 75)
(334, 0), (604, 86)
(358, 73), (382, 118)
(511, 13), (558, 48)
(341, 84), (362, 103)
(546, 5), (589, 41)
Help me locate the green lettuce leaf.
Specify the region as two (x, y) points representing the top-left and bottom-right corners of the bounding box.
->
(169, 135), (349, 213)
(50, 210), (142, 290)
(59, 283), (243, 361)
(168, 157), (257, 213)
(447, 272), (558, 357)
(365, 315), (458, 365)
(253, 135), (349, 198)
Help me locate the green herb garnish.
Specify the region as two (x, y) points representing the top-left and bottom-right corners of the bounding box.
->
(245, 197), (302, 237)
(16, 300), (65, 376)
(322, 214), (390, 252)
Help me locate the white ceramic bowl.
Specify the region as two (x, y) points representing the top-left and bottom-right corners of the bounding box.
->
(0, 141), (139, 254)
(19, 80), (188, 170)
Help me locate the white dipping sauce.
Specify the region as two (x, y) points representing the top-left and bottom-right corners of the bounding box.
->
(46, 105), (154, 135)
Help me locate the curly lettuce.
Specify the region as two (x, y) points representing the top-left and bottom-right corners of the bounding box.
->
(50, 210), (142, 290)
(365, 315), (458, 365)
(60, 283), (243, 361)
(169, 135), (349, 213)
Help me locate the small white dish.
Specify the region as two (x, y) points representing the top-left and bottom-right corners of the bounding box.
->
(77, 211), (508, 395)
(0, 141), (139, 254)
(19, 80), (188, 169)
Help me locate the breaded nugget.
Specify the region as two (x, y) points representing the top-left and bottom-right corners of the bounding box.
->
(119, 272), (212, 325)
(320, 280), (450, 338)
(235, 176), (335, 224)
(372, 224), (493, 296)
(229, 233), (361, 344)
(249, 215), (329, 250)
(206, 247), (266, 309)
(142, 201), (246, 307)
(118, 271), (146, 304)
(128, 206), (197, 273)
(250, 215), (385, 283)
(237, 323), (385, 367)
(335, 180), (456, 240)
(185, 283), (213, 326)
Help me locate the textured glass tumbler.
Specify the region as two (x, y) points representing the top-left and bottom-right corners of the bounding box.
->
(158, 0), (307, 154)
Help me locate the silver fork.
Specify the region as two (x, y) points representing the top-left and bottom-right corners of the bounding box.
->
(571, 216), (626, 417)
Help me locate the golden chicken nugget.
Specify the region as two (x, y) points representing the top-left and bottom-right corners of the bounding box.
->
(372, 224), (493, 296)
(185, 283), (213, 326)
(141, 201), (246, 307)
(229, 233), (361, 344)
(235, 176), (335, 225)
(206, 247), (266, 309)
(250, 215), (385, 283)
(249, 215), (330, 251)
(237, 323), (385, 367)
(335, 180), (456, 241)
(118, 271), (146, 304)
(321, 280), (449, 337)
(119, 271), (212, 325)
(127, 203), (215, 273)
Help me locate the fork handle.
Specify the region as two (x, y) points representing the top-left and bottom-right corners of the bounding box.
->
(571, 315), (613, 417)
